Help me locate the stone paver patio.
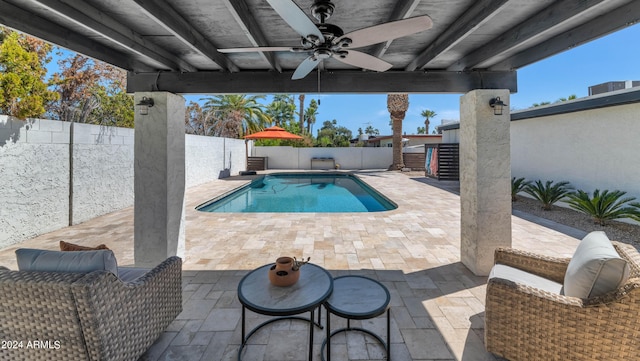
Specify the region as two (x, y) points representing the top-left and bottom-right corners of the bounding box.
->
(0, 170), (581, 361)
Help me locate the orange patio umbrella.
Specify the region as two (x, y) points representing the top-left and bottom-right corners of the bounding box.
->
(243, 126), (303, 174)
(244, 126), (304, 140)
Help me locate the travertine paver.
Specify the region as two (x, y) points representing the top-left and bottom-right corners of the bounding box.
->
(0, 170), (581, 361)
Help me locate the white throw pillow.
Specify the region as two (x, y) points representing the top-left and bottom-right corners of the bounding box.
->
(563, 231), (629, 298)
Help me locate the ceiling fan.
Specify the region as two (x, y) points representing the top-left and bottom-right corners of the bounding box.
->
(218, 0), (433, 80)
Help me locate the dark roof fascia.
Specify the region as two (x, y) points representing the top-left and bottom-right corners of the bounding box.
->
(511, 87), (640, 121)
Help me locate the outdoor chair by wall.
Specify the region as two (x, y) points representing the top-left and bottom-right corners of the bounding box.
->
(485, 236), (640, 361)
(0, 254), (182, 361)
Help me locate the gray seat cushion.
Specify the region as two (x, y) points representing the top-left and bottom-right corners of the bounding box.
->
(16, 248), (118, 276)
(489, 263), (563, 294)
(117, 267), (150, 282)
(563, 231), (629, 298)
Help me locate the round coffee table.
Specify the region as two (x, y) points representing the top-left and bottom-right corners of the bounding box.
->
(237, 263), (333, 361)
(321, 275), (391, 361)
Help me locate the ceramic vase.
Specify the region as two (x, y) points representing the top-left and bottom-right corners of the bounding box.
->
(268, 256), (300, 287)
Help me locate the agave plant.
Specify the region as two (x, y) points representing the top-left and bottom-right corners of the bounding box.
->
(524, 180), (573, 210)
(511, 177), (532, 202)
(566, 189), (640, 226)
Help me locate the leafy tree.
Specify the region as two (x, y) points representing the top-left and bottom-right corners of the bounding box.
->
(511, 177), (532, 202)
(524, 180), (573, 210)
(417, 126), (426, 134)
(315, 119), (352, 147)
(0, 30), (58, 119)
(566, 189), (640, 226)
(49, 54), (115, 122)
(201, 94), (270, 138)
(88, 70), (133, 127)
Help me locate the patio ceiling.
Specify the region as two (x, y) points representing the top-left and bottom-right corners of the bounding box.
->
(1, 0), (639, 94)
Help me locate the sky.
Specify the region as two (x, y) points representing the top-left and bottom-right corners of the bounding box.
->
(45, 22), (640, 136)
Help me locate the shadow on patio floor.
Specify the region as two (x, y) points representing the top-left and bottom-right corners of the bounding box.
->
(140, 264), (498, 361)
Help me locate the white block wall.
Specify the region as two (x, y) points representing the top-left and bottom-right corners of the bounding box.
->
(253, 146), (393, 169)
(0, 116), (246, 249)
(511, 102), (640, 202)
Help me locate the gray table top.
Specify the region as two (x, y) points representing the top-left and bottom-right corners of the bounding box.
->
(238, 263), (333, 316)
(325, 275), (390, 319)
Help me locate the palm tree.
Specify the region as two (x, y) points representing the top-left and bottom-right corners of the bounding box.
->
(420, 109), (436, 134)
(387, 93), (409, 170)
(298, 94), (305, 133)
(201, 94), (270, 138)
(566, 189), (640, 226)
(524, 180), (573, 210)
(305, 99), (319, 134)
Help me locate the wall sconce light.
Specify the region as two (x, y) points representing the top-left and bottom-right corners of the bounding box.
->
(136, 96), (154, 115)
(489, 97), (506, 115)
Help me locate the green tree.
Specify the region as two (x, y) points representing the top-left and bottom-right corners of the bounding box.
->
(315, 119), (352, 147)
(201, 94), (270, 138)
(0, 30), (58, 119)
(417, 126), (426, 134)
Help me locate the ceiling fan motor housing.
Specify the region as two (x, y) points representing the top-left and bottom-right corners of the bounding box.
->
(311, 0), (335, 22)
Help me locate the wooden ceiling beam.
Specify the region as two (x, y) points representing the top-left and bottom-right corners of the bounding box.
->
(448, 0), (607, 71)
(0, 0), (152, 71)
(132, 0), (239, 72)
(127, 70), (517, 94)
(405, 0), (508, 71)
(491, 1), (640, 70)
(221, 0), (281, 72)
(369, 0), (422, 58)
(31, 0), (195, 72)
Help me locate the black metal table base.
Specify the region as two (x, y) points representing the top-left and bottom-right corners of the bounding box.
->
(238, 306), (323, 361)
(321, 309), (391, 361)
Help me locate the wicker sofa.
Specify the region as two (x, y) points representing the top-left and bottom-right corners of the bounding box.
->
(0, 253), (182, 361)
(485, 236), (640, 361)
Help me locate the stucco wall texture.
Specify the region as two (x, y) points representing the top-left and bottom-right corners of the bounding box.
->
(510, 102), (640, 203)
(0, 116), (246, 249)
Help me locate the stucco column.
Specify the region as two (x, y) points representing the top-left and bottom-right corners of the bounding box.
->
(459, 89), (511, 276)
(134, 92), (186, 267)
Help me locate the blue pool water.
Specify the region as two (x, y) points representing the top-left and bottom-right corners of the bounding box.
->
(196, 173), (397, 213)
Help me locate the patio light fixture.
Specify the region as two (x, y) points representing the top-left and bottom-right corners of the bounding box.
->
(489, 97), (506, 115)
(136, 96), (154, 115)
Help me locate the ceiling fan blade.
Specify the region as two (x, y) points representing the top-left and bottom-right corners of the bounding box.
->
(292, 56), (320, 80)
(336, 15), (433, 49)
(267, 0), (325, 43)
(218, 46), (296, 53)
(334, 50), (392, 72)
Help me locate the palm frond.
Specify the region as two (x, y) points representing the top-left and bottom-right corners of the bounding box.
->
(566, 189), (640, 226)
(523, 180), (573, 210)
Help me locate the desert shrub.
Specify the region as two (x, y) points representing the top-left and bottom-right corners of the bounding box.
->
(524, 180), (573, 210)
(566, 189), (640, 226)
(511, 177), (531, 202)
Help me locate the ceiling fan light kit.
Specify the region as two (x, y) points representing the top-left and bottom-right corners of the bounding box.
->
(218, 0), (432, 80)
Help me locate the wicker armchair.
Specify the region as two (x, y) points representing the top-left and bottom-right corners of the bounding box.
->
(0, 256), (182, 361)
(485, 241), (640, 361)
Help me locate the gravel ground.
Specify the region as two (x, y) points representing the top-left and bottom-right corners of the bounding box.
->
(402, 172), (640, 249)
(512, 196), (640, 248)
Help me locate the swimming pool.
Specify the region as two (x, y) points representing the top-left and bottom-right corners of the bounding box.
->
(196, 172), (397, 213)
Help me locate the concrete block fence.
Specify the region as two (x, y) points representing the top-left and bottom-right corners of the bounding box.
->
(0, 116), (246, 248)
